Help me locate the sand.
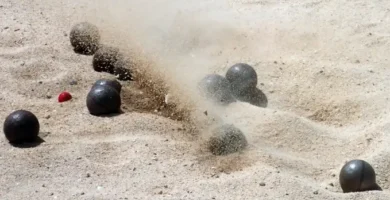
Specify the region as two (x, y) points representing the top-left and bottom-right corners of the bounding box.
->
(1, 0), (390, 199)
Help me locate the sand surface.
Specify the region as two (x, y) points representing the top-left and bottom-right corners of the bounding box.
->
(1, 0), (390, 199)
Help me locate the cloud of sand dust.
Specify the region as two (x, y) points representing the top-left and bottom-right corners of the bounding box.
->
(65, 0), (331, 174)
(76, 0), (258, 128)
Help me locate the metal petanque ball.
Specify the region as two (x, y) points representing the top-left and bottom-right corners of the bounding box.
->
(3, 110), (40, 143)
(86, 85), (121, 116)
(198, 74), (236, 105)
(70, 22), (100, 55)
(339, 159), (379, 193)
(93, 79), (122, 94)
(225, 63), (258, 97)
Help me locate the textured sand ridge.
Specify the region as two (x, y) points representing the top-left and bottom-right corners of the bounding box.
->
(1, 0), (390, 199)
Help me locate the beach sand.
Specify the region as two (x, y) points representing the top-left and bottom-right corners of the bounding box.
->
(1, 0), (390, 199)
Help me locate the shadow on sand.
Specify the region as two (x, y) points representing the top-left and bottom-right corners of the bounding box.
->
(10, 136), (45, 148)
(234, 87), (268, 108)
(89, 109), (124, 118)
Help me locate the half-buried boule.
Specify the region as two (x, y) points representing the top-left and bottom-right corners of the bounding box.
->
(3, 110), (40, 144)
(225, 63), (258, 98)
(86, 85), (121, 116)
(208, 124), (248, 155)
(93, 79), (122, 94)
(339, 159), (380, 193)
(70, 22), (100, 55)
(198, 74), (236, 105)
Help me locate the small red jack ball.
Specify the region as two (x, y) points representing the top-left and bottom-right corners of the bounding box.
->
(58, 92), (72, 103)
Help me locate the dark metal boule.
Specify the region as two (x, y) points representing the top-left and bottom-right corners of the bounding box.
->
(198, 74), (236, 105)
(339, 159), (379, 193)
(226, 63), (258, 97)
(93, 79), (122, 93)
(86, 85), (121, 116)
(3, 110), (40, 143)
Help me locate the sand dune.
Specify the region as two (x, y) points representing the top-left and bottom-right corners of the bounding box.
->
(1, 0), (390, 199)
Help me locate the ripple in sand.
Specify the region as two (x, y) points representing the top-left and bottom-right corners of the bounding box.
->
(10, 60), (67, 81)
(78, 141), (136, 167)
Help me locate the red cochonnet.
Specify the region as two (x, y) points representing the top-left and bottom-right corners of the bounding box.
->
(58, 91), (72, 103)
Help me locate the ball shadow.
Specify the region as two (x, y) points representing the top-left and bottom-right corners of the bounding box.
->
(10, 136), (45, 148)
(89, 109), (124, 118)
(235, 87), (268, 108)
(366, 183), (382, 192)
(73, 48), (96, 56)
